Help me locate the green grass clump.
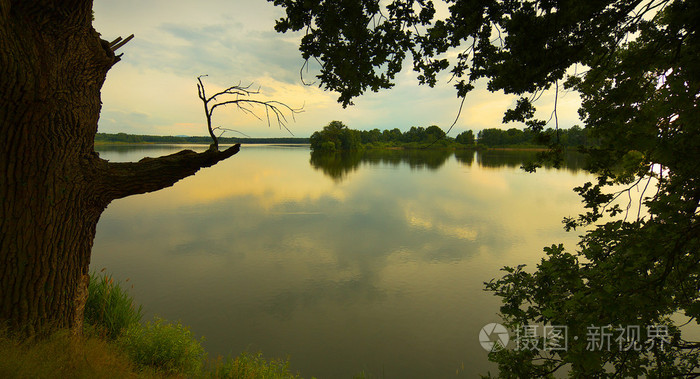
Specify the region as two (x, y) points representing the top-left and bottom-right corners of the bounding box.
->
(85, 270), (143, 340)
(118, 317), (206, 377)
(209, 351), (302, 379)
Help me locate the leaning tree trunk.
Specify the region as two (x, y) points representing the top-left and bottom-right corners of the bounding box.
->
(0, 1), (239, 335)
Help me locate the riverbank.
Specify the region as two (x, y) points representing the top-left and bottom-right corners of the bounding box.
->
(0, 271), (304, 379)
(0, 328), (303, 378)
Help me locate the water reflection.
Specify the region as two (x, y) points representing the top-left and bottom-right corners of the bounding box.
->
(94, 143), (199, 160)
(475, 149), (586, 173)
(310, 148), (586, 182)
(92, 144), (591, 378)
(361, 149), (453, 170)
(310, 149), (455, 183)
(308, 150), (363, 182)
(453, 149), (476, 166)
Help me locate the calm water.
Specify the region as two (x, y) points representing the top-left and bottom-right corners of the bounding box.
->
(91, 144), (591, 378)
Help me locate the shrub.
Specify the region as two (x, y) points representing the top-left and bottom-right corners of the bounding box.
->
(118, 317), (206, 376)
(84, 270), (143, 340)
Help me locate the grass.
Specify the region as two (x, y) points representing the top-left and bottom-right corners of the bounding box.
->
(118, 317), (206, 377)
(208, 351), (303, 379)
(85, 269), (143, 340)
(0, 327), (166, 378)
(0, 270), (304, 378)
(0, 326), (303, 378)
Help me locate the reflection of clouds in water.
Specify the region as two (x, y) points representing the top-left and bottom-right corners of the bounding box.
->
(99, 165), (497, 320)
(104, 146), (349, 209)
(92, 145), (592, 377)
(97, 146), (582, 311)
(266, 278), (388, 320)
(406, 210), (478, 241)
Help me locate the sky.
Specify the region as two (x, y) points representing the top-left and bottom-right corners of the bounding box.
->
(93, 0), (583, 138)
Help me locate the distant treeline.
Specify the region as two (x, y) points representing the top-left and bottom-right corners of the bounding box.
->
(310, 121), (474, 151)
(95, 133), (309, 145)
(98, 124), (591, 149)
(310, 121), (592, 151)
(477, 125), (591, 148)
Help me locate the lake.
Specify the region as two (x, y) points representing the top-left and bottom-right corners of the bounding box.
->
(91, 144), (591, 378)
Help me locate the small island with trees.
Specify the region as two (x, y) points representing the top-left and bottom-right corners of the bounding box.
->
(309, 120), (591, 151)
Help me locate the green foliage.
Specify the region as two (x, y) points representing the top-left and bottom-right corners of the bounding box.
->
(313, 122), (588, 151)
(209, 351), (301, 379)
(485, 2), (700, 375)
(455, 130), (475, 146)
(476, 127), (590, 148)
(84, 271), (143, 340)
(275, 0), (700, 376)
(1, 324), (306, 379)
(477, 128), (535, 147)
(309, 120), (362, 151)
(118, 317), (206, 377)
(311, 122), (464, 150)
(319, 140), (336, 151)
(271, 0), (636, 106)
(8, 269), (309, 378)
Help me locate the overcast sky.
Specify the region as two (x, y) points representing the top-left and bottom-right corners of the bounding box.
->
(93, 0), (582, 138)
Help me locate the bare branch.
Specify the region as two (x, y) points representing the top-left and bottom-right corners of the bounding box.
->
(299, 59), (316, 86)
(97, 144), (241, 201)
(111, 34), (134, 51)
(213, 126), (251, 139)
(196, 76), (303, 146)
(208, 81), (250, 103)
(108, 36), (122, 47)
(196, 75), (218, 147)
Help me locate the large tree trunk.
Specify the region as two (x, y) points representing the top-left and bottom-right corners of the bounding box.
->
(0, 0), (239, 335)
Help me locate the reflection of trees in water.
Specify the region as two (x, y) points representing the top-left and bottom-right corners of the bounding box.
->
(311, 148), (586, 181)
(362, 149), (452, 170)
(309, 150), (363, 182)
(310, 149), (452, 182)
(453, 150), (475, 166)
(474, 150), (586, 173)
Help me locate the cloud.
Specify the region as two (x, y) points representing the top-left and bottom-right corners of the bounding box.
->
(94, 0), (583, 138)
(124, 23), (303, 84)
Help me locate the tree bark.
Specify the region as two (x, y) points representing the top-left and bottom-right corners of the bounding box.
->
(0, 1), (240, 335)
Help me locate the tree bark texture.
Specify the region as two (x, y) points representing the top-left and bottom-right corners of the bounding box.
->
(0, 1), (240, 335)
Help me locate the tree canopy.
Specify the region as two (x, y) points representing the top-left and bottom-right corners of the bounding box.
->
(272, 0), (700, 376)
(309, 121), (472, 150)
(477, 125), (590, 147)
(309, 121), (361, 150)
